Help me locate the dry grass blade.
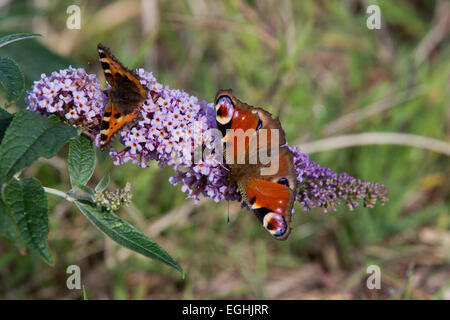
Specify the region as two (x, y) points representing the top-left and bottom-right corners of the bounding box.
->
(300, 132), (450, 156)
(322, 87), (424, 137)
(414, 0), (450, 66)
(147, 199), (203, 237)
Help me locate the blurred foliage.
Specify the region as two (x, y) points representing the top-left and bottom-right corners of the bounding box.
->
(0, 0), (449, 299)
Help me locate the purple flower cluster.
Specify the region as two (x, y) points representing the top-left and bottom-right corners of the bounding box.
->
(291, 146), (388, 211)
(26, 67), (240, 204)
(26, 66), (106, 129)
(107, 68), (240, 203)
(25, 66), (388, 211)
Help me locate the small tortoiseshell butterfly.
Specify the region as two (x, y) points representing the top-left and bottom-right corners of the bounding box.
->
(215, 89), (298, 240)
(97, 43), (148, 151)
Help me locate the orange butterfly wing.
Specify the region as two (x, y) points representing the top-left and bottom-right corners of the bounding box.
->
(244, 178), (294, 240)
(242, 147), (297, 240)
(97, 43), (148, 151)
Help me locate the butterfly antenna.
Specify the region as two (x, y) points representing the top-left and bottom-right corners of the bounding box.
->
(212, 158), (229, 171)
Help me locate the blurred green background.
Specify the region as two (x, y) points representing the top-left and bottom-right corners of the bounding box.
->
(0, 0), (449, 299)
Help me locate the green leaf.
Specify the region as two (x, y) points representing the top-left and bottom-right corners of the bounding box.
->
(0, 198), (25, 251)
(0, 107), (13, 143)
(95, 173), (110, 192)
(0, 110), (78, 185)
(0, 57), (25, 102)
(3, 178), (53, 265)
(0, 33), (41, 49)
(74, 200), (183, 275)
(68, 135), (96, 187)
(82, 285), (88, 300)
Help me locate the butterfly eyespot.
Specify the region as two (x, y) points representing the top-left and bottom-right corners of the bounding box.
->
(215, 96), (234, 125)
(277, 178), (289, 187)
(263, 212), (287, 236)
(256, 119), (263, 130)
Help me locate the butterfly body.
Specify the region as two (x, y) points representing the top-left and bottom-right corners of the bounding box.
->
(215, 89), (297, 240)
(107, 86), (143, 112)
(97, 43), (148, 151)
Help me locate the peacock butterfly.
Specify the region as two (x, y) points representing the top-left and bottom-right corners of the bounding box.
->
(215, 89), (298, 240)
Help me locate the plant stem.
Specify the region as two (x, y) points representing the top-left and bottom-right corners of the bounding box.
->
(43, 187), (75, 202)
